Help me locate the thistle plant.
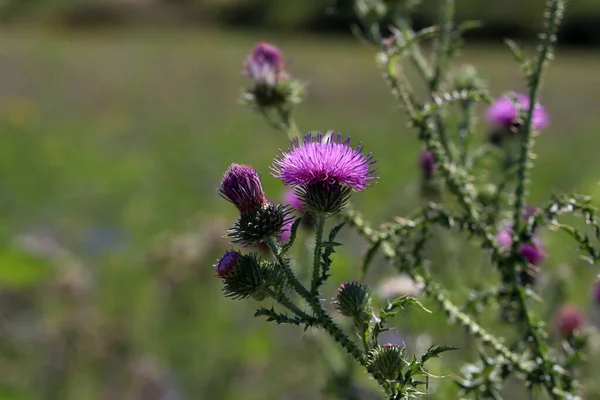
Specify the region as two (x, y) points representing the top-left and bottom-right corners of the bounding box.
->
(213, 0), (600, 398)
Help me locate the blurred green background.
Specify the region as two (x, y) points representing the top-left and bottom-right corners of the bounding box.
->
(1, 1), (600, 399)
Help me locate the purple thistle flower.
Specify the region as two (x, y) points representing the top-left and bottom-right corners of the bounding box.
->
(419, 151), (436, 180)
(495, 225), (513, 250)
(486, 92), (549, 131)
(271, 132), (377, 190)
(219, 164), (268, 214)
(282, 188), (303, 211)
(520, 238), (546, 265)
(216, 251), (241, 279)
(244, 42), (288, 87)
(555, 304), (584, 338)
(495, 225), (546, 265)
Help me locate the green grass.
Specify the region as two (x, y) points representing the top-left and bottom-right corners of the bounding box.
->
(1, 27), (600, 399)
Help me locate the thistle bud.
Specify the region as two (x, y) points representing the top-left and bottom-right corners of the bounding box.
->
(367, 344), (406, 381)
(335, 281), (371, 319)
(220, 164), (268, 214)
(242, 42), (305, 110)
(216, 251), (266, 300)
(555, 304), (584, 338)
(220, 164), (291, 246)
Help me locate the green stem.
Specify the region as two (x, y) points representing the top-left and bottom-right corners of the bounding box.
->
(311, 214), (326, 296)
(512, 0), (564, 237)
(266, 237), (312, 302)
(266, 288), (314, 322)
(276, 106), (300, 140)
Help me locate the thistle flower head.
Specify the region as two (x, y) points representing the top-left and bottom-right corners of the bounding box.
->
(271, 132), (377, 214)
(215, 250), (241, 279)
(244, 42), (287, 87)
(272, 132), (377, 190)
(219, 164), (268, 214)
(555, 304), (584, 338)
(520, 238), (546, 265)
(495, 225), (513, 250)
(486, 92), (549, 131)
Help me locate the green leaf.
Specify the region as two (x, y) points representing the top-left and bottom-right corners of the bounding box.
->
(421, 344), (459, 364)
(381, 296), (432, 321)
(281, 217), (303, 254)
(504, 39), (534, 79)
(0, 247), (54, 288)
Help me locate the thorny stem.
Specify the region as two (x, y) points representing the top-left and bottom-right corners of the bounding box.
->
(311, 214), (326, 296)
(266, 288), (315, 322)
(512, 0), (565, 241)
(276, 105), (300, 140)
(508, 1), (567, 395)
(266, 236), (369, 372)
(266, 237), (312, 302)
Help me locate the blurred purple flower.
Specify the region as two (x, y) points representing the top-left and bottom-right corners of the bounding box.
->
(592, 276), (600, 305)
(495, 225), (513, 250)
(520, 238), (546, 265)
(282, 188), (303, 212)
(278, 219), (293, 243)
(271, 132), (377, 190)
(495, 225), (546, 265)
(486, 92), (549, 131)
(555, 304), (584, 338)
(419, 151), (436, 180)
(219, 164), (268, 214)
(244, 42), (288, 87)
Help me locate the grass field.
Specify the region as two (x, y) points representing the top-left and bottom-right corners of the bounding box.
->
(1, 27), (600, 399)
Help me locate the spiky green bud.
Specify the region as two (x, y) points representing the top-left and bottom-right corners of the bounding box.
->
(335, 281), (371, 318)
(367, 344), (407, 381)
(227, 203), (293, 246)
(216, 251), (266, 300)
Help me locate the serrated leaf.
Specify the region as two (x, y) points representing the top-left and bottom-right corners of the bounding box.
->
(361, 239), (382, 281)
(504, 39), (534, 79)
(281, 217), (303, 254)
(0, 247), (54, 288)
(254, 307), (307, 326)
(381, 296), (432, 321)
(421, 344), (459, 364)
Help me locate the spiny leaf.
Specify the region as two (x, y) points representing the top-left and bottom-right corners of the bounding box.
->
(504, 39), (534, 80)
(254, 307), (308, 326)
(380, 296), (432, 321)
(317, 222), (346, 288)
(421, 345), (459, 364)
(281, 217), (303, 254)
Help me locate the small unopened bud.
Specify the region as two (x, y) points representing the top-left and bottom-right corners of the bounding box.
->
(555, 304), (584, 338)
(453, 64), (486, 93)
(367, 344), (406, 381)
(335, 281), (371, 318)
(216, 251), (266, 300)
(219, 164), (268, 214)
